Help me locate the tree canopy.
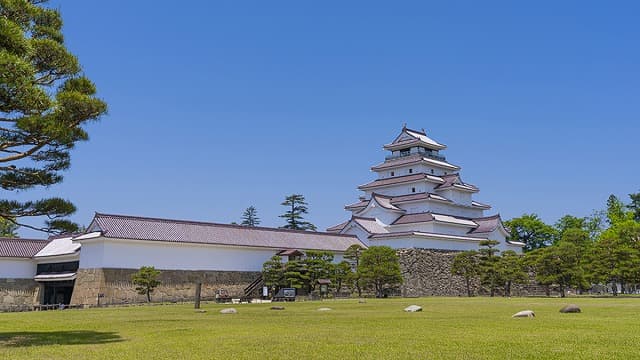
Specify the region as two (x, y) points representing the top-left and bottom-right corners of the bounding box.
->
(358, 246), (402, 298)
(131, 266), (161, 302)
(241, 206), (260, 227)
(279, 194), (316, 231)
(0, 0), (107, 233)
(505, 214), (556, 252)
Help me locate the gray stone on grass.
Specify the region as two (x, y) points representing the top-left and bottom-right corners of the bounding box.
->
(270, 306), (285, 310)
(559, 304), (581, 313)
(317, 307), (332, 311)
(358, 299), (366, 304)
(195, 309), (207, 313)
(404, 305), (422, 312)
(512, 310), (535, 318)
(220, 308), (237, 314)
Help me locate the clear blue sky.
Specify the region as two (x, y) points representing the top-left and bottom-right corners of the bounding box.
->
(19, 0), (640, 237)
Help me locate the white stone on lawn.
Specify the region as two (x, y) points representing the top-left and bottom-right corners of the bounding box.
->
(220, 308), (237, 314)
(404, 305), (422, 312)
(317, 307), (332, 311)
(512, 310), (535, 318)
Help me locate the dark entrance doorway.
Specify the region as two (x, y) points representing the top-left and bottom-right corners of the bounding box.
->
(36, 261), (79, 306)
(42, 280), (75, 305)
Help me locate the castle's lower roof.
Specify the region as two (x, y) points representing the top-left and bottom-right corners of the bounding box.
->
(0, 238), (50, 258)
(86, 213), (365, 252)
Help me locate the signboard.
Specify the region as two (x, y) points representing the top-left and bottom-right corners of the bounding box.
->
(262, 286), (269, 297)
(282, 288), (296, 298)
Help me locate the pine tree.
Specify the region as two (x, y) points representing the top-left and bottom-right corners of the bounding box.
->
(478, 240), (501, 297)
(131, 266), (161, 302)
(241, 206), (260, 227)
(0, 0), (107, 233)
(451, 250), (479, 297)
(279, 194), (316, 231)
(358, 246), (402, 298)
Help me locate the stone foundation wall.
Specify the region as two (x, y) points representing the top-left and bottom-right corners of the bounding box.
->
(398, 248), (550, 297)
(71, 268), (261, 305)
(398, 248), (477, 297)
(0, 279), (40, 310)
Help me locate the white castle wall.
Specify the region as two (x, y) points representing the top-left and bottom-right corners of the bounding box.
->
(0, 258), (36, 279)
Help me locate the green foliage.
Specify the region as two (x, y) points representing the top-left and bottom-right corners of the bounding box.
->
(586, 220), (640, 295)
(495, 250), (527, 297)
(130, 266), (161, 302)
(358, 246), (402, 298)
(303, 250), (334, 293)
(505, 214), (556, 251)
(451, 250), (479, 297)
(279, 194), (316, 231)
(478, 240), (501, 297)
(606, 194), (628, 225)
(262, 255), (284, 292)
(0, 217), (18, 237)
(283, 259), (309, 289)
(344, 244), (365, 296)
(332, 261), (353, 294)
(525, 241), (587, 297)
(628, 191), (640, 222)
(240, 206), (260, 227)
(0, 0), (107, 234)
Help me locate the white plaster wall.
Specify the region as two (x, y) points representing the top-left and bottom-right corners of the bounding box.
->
(357, 206), (401, 226)
(432, 223), (474, 236)
(366, 182), (437, 197)
(0, 258), (36, 278)
(79, 238), (352, 271)
(78, 241), (104, 270)
(79, 239), (278, 271)
(342, 225), (372, 246)
(370, 237), (484, 251)
(398, 202), (484, 218)
(389, 222), (435, 233)
(370, 234), (522, 253)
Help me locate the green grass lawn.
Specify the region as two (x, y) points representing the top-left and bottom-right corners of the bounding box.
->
(1, 297), (640, 359)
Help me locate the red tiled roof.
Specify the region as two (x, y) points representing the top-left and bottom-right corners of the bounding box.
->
(0, 238), (50, 258)
(352, 216), (388, 234)
(89, 213), (365, 252)
(344, 200), (368, 210)
(371, 194), (404, 212)
(326, 220), (349, 232)
(434, 174), (479, 192)
(391, 212), (435, 225)
(468, 215), (503, 234)
(371, 154), (459, 171)
(389, 192), (452, 204)
(359, 173), (444, 190)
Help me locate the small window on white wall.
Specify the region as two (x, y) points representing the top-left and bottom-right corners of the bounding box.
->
(390, 171), (395, 177)
(411, 187), (416, 193)
(409, 168), (413, 174)
(430, 169), (434, 174)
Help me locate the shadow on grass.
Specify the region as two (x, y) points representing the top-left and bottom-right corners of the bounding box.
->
(0, 330), (124, 347)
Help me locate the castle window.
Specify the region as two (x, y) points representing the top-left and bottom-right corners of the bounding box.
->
(411, 187), (416, 193)
(409, 168), (413, 174)
(390, 171), (395, 177)
(431, 169), (434, 174)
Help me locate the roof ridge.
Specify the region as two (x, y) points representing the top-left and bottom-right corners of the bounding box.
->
(94, 212), (356, 238)
(0, 237), (49, 242)
(472, 214), (502, 221)
(352, 216), (377, 221)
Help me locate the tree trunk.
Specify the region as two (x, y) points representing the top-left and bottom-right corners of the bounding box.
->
(465, 277), (472, 297)
(146, 289), (151, 302)
(559, 284), (565, 298)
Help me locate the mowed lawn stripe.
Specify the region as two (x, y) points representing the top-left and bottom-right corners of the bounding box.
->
(1, 298), (640, 359)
